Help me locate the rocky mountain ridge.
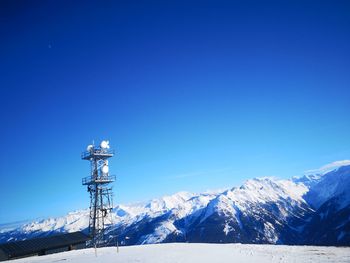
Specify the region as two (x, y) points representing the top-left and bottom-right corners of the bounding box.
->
(1, 162), (349, 246)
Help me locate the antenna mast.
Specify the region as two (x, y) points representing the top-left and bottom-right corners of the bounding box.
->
(82, 140), (116, 247)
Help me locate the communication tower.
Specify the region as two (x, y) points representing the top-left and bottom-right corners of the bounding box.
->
(82, 140), (116, 247)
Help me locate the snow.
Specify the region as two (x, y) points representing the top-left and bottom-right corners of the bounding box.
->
(0, 220), (30, 233)
(10, 243), (350, 263)
(21, 210), (90, 234)
(223, 222), (231, 235)
(139, 221), (178, 244)
(293, 161), (350, 188)
(263, 222), (278, 243)
(305, 165), (350, 209)
(1, 176), (312, 244)
(229, 177), (308, 206)
(196, 177), (309, 227)
(304, 160), (350, 176)
(3, 161), (350, 245)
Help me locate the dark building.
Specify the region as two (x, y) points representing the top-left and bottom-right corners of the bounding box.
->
(0, 231), (89, 261)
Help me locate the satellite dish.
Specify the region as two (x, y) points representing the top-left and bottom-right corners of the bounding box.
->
(87, 145), (93, 151)
(102, 165), (109, 174)
(100, 140), (110, 149)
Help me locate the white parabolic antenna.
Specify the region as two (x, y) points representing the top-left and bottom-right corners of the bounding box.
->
(102, 165), (109, 174)
(87, 145), (93, 151)
(100, 140), (110, 149)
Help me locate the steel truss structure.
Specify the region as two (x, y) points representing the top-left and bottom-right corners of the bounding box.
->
(82, 142), (115, 247)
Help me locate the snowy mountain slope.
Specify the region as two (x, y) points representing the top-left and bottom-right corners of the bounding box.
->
(181, 178), (313, 244)
(112, 191), (219, 245)
(302, 196), (350, 246)
(304, 165), (350, 210)
(0, 191), (216, 244)
(1, 161), (350, 246)
(299, 164), (350, 245)
(303, 160), (350, 176)
(9, 243), (350, 263)
(292, 160), (350, 188)
(0, 210), (90, 243)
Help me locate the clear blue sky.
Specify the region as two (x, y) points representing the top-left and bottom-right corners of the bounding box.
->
(0, 1), (350, 223)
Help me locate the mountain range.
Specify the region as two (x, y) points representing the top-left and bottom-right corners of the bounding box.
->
(1, 161), (349, 246)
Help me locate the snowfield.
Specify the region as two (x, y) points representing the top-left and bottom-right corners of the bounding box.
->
(11, 243), (350, 263)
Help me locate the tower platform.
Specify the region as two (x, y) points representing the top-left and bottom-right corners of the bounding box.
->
(82, 175), (116, 185)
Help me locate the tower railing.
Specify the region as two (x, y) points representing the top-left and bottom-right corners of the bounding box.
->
(82, 175), (116, 185)
(81, 149), (115, 160)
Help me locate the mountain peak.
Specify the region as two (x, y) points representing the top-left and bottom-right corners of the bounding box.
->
(1, 161), (350, 246)
(304, 160), (350, 176)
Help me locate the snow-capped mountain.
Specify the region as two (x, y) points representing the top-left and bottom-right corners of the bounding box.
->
(298, 165), (350, 245)
(1, 161), (350, 246)
(181, 178), (312, 245)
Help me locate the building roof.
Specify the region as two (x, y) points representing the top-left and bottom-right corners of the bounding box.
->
(0, 231), (89, 258)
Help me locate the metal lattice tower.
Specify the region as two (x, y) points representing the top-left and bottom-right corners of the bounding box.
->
(81, 140), (116, 247)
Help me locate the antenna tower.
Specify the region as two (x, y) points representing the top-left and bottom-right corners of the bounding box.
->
(82, 140), (116, 247)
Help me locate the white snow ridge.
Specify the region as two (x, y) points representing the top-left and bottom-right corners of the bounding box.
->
(304, 160), (350, 176)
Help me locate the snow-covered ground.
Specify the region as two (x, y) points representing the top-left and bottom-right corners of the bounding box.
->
(11, 243), (350, 263)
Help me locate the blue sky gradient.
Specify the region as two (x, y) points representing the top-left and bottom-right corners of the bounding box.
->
(0, 1), (350, 223)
